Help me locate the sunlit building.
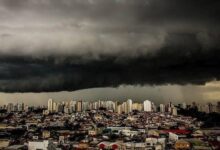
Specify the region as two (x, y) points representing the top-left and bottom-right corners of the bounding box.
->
(143, 100), (152, 112)
(47, 98), (53, 113)
(76, 100), (83, 112)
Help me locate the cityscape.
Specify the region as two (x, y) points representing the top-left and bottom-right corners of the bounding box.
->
(0, 99), (219, 149)
(0, 0), (220, 150)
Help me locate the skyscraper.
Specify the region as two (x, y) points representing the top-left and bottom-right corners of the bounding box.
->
(160, 104), (165, 112)
(53, 101), (57, 112)
(132, 103), (142, 111)
(121, 102), (127, 114)
(48, 98), (53, 113)
(76, 100), (83, 112)
(127, 99), (133, 113)
(143, 100), (152, 112)
(69, 100), (76, 113)
(7, 103), (14, 113)
(17, 103), (23, 112)
(117, 104), (122, 114)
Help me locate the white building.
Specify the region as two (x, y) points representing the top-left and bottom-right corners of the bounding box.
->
(169, 132), (178, 141)
(121, 129), (138, 137)
(28, 140), (55, 150)
(127, 99), (133, 113)
(143, 100), (152, 112)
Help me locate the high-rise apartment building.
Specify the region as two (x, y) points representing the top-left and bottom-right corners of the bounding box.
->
(143, 100), (152, 112)
(76, 100), (83, 112)
(48, 98), (53, 113)
(7, 103), (14, 113)
(127, 99), (133, 113)
(160, 104), (165, 112)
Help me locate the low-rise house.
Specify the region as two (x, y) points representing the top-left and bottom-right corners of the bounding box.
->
(28, 140), (57, 150)
(5, 145), (27, 150)
(121, 129), (138, 137)
(174, 139), (191, 150)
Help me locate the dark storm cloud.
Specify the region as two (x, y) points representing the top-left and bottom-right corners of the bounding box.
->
(1, 32), (220, 92)
(0, 0), (220, 92)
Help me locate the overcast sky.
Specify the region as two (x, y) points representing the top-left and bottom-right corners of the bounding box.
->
(0, 0), (220, 105)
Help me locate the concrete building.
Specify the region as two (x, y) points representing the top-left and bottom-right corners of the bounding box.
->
(76, 100), (82, 112)
(205, 103), (213, 113)
(174, 140), (191, 150)
(117, 104), (122, 114)
(28, 140), (55, 150)
(122, 102), (127, 114)
(143, 100), (152, 112)
(7, 103), (14, 113)
(127, 99), (133, 113)
(160, 104), (165, 113)
(172, 107), (178, 116)
(132, 103), (142, 111)
(69, 100), (76, 113)
(52, 101), (57, 113)
(47, 99), (53, 113)
(181, 102), (187, 109)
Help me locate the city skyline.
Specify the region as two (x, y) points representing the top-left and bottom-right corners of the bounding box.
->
(1, 97), (219, 114)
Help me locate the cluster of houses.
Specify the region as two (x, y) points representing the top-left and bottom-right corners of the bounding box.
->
(0, 109), (219, 149)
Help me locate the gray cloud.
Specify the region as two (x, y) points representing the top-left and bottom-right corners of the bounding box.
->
(0, 0), (219, 57)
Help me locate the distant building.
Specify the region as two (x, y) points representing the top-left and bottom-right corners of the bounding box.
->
(132, 103), (142, 111)
(16, 103), (24, 112)
(172, 107), (178, 116)
(69, 100), (76, 113)
(117, 104), (122, 114)
(143, 100), (152, 112)
(47, 99), (53, 113)
(181, 102), (187, 109)
(52, 101), (57, 112)
(122, 102), (127, 113)
(56, 103), (64, 113)
(168, 102), (174, 113)
(7, 103), (14, 113)
(160, 104), (165, 113)
(76, 100), (83, 112)
(83, 101), (89, 111)
(205, 103), (213, 113)
(28, 140), (56, 150)
(127, 99), (133, 113)
(64, 106), (69, 114)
